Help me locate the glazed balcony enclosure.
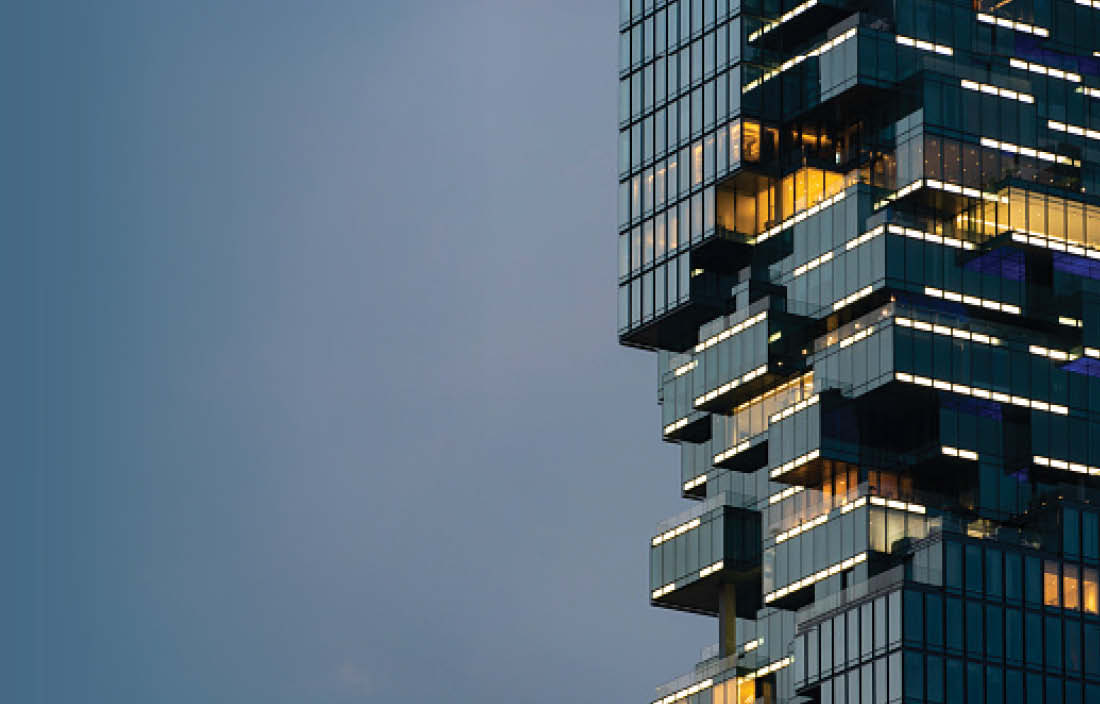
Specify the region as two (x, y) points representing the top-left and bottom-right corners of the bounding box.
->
(650, 491), (762, 618)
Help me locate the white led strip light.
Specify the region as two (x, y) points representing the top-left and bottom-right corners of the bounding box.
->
(1009, 57), (1081, 82)
(979, 137), (1079, 166)
(748, 0), (817, 42)
(764, 553), (867, 602)
(846, 224), (885, 250)
(832, 285), (874, 312)
(694, 364), (769, 408)
(894, 372), (1068, 414)
(896, 316), (1001, 345)
(769, 485), (804, 505)
(924, 286), (1021, 314)
(756, 191), (848, 245)
(769, 449), (820, 479)
(976, 12), (1049, 37)
(1048, 120), (1100, 141)
(1086, 348), (1100, 358)
(742, 27), (858, 93)
(942, 445), (979, 460)
(652, 517), (701, 547)
(699, 559), (725, 578)
(652, 582), (677, 599)
(663, 417), (691, 436)
(654, 678), (713, 704)
(673, 360), (697, 377)
(775, 512), (827, 543)
(1009, 229), (1100, 258)
(1075, 0), (1100, 9)
(840, 496), (867, 513)
(1061, 316), (1083, 328)
(868, 496), (928, 514)
(1078, 86), (1100, 99)
(924, 179), (1005, 202)
(961, 78), (1034, 103)
(875, 178), (1003, 210)
(695, 311), (768, 353)
(769, 394), (819, 422)
(683, 474), (707, 491)
(1034, 454), (1100, 476)
(793, 251), (833, 277)
(713, 441), (754, 465)
(1030, 344), (1077, 362)
(896, 35), (953, 55)
(839, 326), (877, 349)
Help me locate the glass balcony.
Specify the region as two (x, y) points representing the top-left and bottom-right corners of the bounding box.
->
(650, 496), (762, 617)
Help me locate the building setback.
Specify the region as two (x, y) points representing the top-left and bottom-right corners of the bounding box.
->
(617, 1), (1100, 702)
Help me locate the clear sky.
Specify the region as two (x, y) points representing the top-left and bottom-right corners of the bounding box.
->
(7, 1), (713, 702)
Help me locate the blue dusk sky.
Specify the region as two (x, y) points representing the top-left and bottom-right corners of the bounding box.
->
(6, 1), (713, 703)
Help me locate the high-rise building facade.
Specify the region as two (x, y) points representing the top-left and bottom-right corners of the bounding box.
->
(617, 1), (1100, 702)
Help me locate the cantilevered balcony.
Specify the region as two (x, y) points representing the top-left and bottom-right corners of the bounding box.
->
(650, 493), (762, 617)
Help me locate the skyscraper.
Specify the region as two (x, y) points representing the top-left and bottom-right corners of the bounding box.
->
(617, 1), (1100, 702)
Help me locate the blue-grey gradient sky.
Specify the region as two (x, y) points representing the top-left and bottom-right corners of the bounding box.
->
(7, 1), (714, 702)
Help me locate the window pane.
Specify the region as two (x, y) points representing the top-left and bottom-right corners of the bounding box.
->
(1045, 560), (1061, 607)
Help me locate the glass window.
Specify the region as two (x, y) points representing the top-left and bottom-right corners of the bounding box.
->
(966, 602), (983, 655)
(946, 597), (963, 651)
(1047, 616), (1062, 669)
(926, 594), (943, 647)
(888, 591), (901, 646)
(927, 654), (944, 703)
(946, 658), (963, 703)
(1005, 552), (1022, 602)
(986, 549), (1003, 599)
(987, 604), (1003, 659)
(1005, 608), (1022, 664)
(1064, 564), (1080, 611)
(1083, 567), (1099, 614)
(1045, 560), (1061, 607)
(967, 661), (983, 704)
(1025, 556), (1041, 605)
(905, 650), (923, 700)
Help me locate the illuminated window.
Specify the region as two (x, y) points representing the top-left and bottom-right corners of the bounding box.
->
(1064, 564), (1080, 610)
(1084, 568), (1099, 614)
(1044, 561), (1061, 607)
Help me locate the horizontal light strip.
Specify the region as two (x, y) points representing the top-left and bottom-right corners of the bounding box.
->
(839, 325), (878, 349)
(682, 474), (707, 491)
(793, 250), (833, 277)
(961, 78), (1034, 103)
(652, 517), (701, 547)
(775, 512), (827, 543)
(742, 638), (762, 653)
(868, 495), (928, 515)
(769, 448), (820, 479)
(654, 678), (713, 704)
(699, 560), (725, 578)
(757, 190), (848, 244)
(976, 12), (1049, 37)
(1009, 230), (1100, 258)
(663, 417), (690, 436)
(1078, 86), (1100, 99)
(894, 372), (1068, 414)
(1034, 454), (1100, 476)
(832, 285), (874, 312)
(896, 316), (1001, 345)
(768, 394), (819, 423)
(713, 440), (753, 465)
(896, 35), (953, 55)
(840, 496), (867, 513)
(1048, 120), (1100, 141)
(694, 364), (769, 407)
(652, 582), (677, 599)
(1060, 316), (1083, 327)
(924, 178), (1005, 202)
(924, 286), (1021, 314)
(741, 656), (794, 682)
(1085, 347), (1100, 359)
(845, 224), (883, 250)
(1010, 57), (1081, 82)
(673, 360), (697, 377)
(742, 27), (858, 93)
(764, 552), (867, 603)
(769, 485), (804, 505)
(875, 178), (1003, 210)
(979, 137), (1078, 166)
(695, 311), (768, 353)
(942, 445), (979, 461)
(1076, 0), (1100, 9)
(748, 0), (817, 42)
